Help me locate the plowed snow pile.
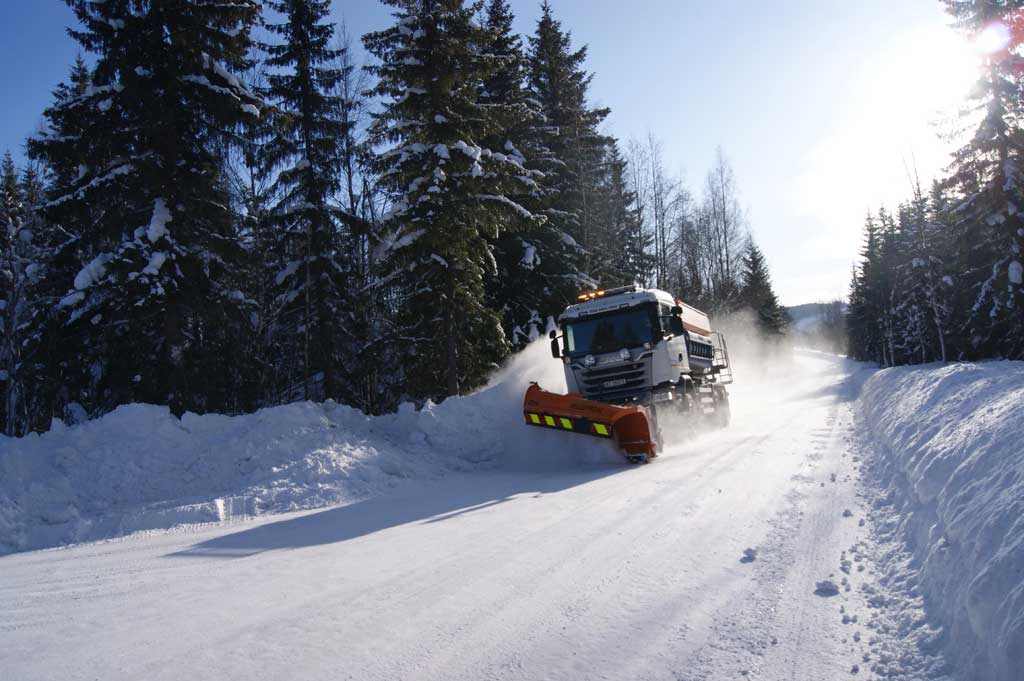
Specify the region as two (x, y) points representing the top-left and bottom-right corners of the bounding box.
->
(0, 340), (619, 555)
(860, 361), (1024, 681)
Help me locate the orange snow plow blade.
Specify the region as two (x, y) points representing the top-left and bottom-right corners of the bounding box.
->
(522, 383), (657, 460)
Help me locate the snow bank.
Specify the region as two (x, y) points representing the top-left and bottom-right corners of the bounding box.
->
(0, 340), (619, 555)
(860, 361), (1024, 681)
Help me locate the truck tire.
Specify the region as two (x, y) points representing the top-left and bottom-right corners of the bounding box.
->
(677, 377), (698, 415)
(713, 387), (731, 428)
(646, 403), (666, 453)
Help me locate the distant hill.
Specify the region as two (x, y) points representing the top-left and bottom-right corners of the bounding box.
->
(785, 301), (847, 352)
(786, 302), (846, 332)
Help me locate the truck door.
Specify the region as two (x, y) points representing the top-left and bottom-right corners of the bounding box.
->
(661, 304), (690, 376)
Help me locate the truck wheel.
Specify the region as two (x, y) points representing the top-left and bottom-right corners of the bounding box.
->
(676, 379), (697, 415)
(648, 404), (665, 453)
(714, 388), (731, 428)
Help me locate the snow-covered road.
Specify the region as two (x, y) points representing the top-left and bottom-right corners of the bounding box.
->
(1, 353), (930, 680)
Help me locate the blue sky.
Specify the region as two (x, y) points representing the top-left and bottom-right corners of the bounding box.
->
(0, 0), (973, 305)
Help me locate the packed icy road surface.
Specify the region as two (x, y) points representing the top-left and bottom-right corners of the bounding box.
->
(1, 352), (935, 680)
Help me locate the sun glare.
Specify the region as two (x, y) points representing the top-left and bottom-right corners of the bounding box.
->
(791, 21), (982, 292)
(976, 22), (1012, 54)
(866, 24), (979, 144)
(786, 13), (1022, 300)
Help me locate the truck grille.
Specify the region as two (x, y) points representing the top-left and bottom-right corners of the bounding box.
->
(578, 360), (650, 403)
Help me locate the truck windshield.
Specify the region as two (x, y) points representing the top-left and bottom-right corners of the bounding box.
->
(565, 307), (654, 355)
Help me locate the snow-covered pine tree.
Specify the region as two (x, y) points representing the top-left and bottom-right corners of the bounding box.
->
(262, 0), (356, 403)
(363, 0), (543, 400)
(527, 1), (612, 278)
(479, 0), (587, 348)
(28, 0), (262, 417)
(739, 239), (788, 337)
(942, 1), (1024, 359)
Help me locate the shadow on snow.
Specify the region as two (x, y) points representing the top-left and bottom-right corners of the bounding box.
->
(166, 464), (624, 560)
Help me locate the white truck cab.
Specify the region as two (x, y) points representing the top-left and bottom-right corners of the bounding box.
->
(550, 285), (732, 417)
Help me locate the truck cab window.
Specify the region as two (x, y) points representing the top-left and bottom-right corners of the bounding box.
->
(658, 303), (684, 337)
(564, 307), (655, 355)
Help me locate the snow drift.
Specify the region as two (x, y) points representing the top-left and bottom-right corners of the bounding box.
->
(860, 361), (1024, 681)
(0, 340), (620, 555)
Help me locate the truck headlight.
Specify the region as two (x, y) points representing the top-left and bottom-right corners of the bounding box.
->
(584, 354), (596, 367)
(619, 348), (630, 361)
(653, 391), (674, 403)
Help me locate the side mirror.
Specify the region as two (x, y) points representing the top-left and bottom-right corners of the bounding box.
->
(550, 338), (561, 359)
(670, 316), (685, 336)
(548, 329), (557, 340)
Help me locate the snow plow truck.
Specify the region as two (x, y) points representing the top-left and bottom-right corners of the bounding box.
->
(523, 285), (733, 464)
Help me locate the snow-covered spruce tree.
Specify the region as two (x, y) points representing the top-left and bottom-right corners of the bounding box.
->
(262, 0), (356, 403)
(739, 239), (788, 337)
(327, 21), (397, 415)
(224, 62), (280, 409)
(0, 156), (65, 435)
(0, 152), (24, 434)
(588, 141), (653, 288)
(846, 264), (868, 361)
(10, 61), (95, 433)
(28, 0), (261, 417)
(527, 1), (611, 278)
(847, 213), (892, 364)
(892, 198), (935, 365)
(363, 0), (543, 400)
(941, 1), (1024, 359)
(891, 186), (953, 364)
(877, 207), (903, 366)
(40, 56), (93, 191)
(851, 207), (903, 366)
(478, 0), (587, 348)
(14, 164), (71, 432)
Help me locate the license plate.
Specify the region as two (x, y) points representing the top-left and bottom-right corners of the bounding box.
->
(603, 378), (627, 388)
